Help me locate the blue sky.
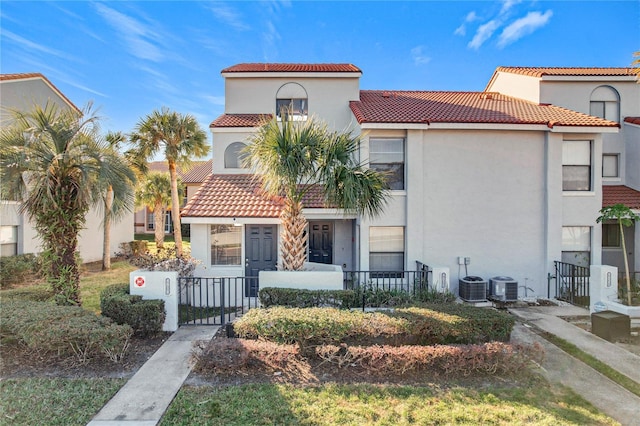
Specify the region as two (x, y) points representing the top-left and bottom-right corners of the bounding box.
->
(1, 1), (638, 137)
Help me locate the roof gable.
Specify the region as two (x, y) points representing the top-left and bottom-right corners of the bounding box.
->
(0, 72), (81, 113)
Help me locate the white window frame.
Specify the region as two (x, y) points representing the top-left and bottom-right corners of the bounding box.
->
(589, 85), (620, 123)
(211, 225), (242, 266)
(562, 140), (592, 192)
(369, 138), (405, 191)
(369, 226), (405, 276)
(561, 226), (591, 267)
(602, 154), (619, 179)
(276, 98), (308, 121)
(224, 142), (248, 169)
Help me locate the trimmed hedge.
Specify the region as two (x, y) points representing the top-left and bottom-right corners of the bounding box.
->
(0, 253), (43, 288)
(100, 283), (166, 336)
(233, 305), (514, 349)
(259, 287), (356, 308)
(0, 299), (132, 363)
(1, 285), (54, 302)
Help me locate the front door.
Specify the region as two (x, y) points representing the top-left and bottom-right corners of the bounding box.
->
(245, 225), (277, 296)
(309, 221), (333, 264)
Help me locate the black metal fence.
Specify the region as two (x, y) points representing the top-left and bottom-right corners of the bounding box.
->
(177, 277), (260, 326)
(554, 261), (590, 308)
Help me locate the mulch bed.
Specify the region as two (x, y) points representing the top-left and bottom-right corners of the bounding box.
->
(0, 333), (170, 379)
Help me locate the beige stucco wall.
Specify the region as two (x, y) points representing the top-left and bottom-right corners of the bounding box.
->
(0, 78), (74, 125)
(485, 72), (540, 102)
(224, 76), (360, 131)
(624, 122), (640, 190)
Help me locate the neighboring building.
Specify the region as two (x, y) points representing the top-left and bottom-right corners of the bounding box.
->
(182, 63), (633, 299)
(134, 160), (212, 235)
(486, 67), (640, 274)
(0, 73), (133, 261)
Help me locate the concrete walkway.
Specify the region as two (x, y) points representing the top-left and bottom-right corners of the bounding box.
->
(510, 306), (640, 425)
(87, 326), (218, 426)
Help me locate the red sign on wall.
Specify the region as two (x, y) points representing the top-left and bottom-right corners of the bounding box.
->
(134, 276), (146, 288)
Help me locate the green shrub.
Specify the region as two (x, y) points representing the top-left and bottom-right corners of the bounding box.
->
(349, 285), (415, 308)
(233, 305), (515, 350)
(258, 287), (356, 308)
(390, 305), (515, 344)
(0, 253), (43, 288)
(100, 283), (166, 336)
(0, 299), (132, 363)
(1, 285), (54, 302)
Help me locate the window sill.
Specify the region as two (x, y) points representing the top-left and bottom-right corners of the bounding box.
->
(563, 191), (595, 197)
(603, 177), (622, 183)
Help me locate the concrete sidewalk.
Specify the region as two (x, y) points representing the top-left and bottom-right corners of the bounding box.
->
(87, 326), (218, 426)
(509, 306), (640, 425)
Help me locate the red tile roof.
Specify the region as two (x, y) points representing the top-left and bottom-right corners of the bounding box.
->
(181, 174), (330, 218)
(210, 114), (272, 128)
(222, 63), (362, 73)
(603, 185), (640, 209)
(624, 117), (640, 125)
(0, 72), (81, 113)
(493, 67), (636, 77)
(147, 160), (212, 183)
(350, 91), (619, 127)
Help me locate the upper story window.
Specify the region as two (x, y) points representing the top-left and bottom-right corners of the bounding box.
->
(590, 85), (620, 122)
(602, 154), (619, 178)
(224, 142), (247, 169)
(562, 140), (591, 191)
(369, 138), (405, 190)
(276, 83), (308, 121)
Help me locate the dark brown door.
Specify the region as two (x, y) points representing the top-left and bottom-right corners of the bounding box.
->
(309, 221), (333, 264)
(245, 225), (277, 296)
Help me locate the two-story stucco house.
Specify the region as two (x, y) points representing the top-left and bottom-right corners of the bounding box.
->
(486, 67), (640, 274)
(182, 63), (630, 299)
(0, 73), (133, 261)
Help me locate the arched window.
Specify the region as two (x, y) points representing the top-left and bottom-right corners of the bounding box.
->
(224, 142), (247, 169)
(590, 86), (620, 122)
(276, 82), (308, 121)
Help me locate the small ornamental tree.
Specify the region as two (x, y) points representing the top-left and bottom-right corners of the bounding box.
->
(244, 116), (390, 270)
(597, 203), (640, 305)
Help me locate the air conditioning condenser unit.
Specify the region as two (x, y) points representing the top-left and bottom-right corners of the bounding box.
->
(489, 276), (518, 302)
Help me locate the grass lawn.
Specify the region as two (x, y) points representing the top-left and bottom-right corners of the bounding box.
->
(0, 378), (125, 426)
(133, 233), (191, 254)
(80, 259), (138, 314)
(161, 380), (617, 426)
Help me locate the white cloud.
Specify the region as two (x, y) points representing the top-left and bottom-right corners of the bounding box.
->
(93, 3), (165, 62)
(410, 46), (431, 65)
(498, 10), (553, 47)
(468, 20), (500, 50)
(500, 0), (522, 15)
(454, 11), (479, 36)
(205, 3), (249, 31)
(2, 30), (75, 61)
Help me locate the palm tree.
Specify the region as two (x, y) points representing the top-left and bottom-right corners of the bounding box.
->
(101, 131), (137, 270)
(0, 102), (134, 305)
(130, 108), (209, 256)
(597, 204), (640, 306)
(136, 172), (183, 249)
(244, 116), (390, 270)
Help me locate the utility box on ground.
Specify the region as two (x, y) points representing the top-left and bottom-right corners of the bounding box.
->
(591, 310), (630, 342)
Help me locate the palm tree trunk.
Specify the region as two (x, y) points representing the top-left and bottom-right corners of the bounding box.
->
(620, 220), (632, 306)
(102, 186), (113, 271)
(154, 204), (165, 249)
(280, 198), (308, 271)
(168, 161), (183, 257)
